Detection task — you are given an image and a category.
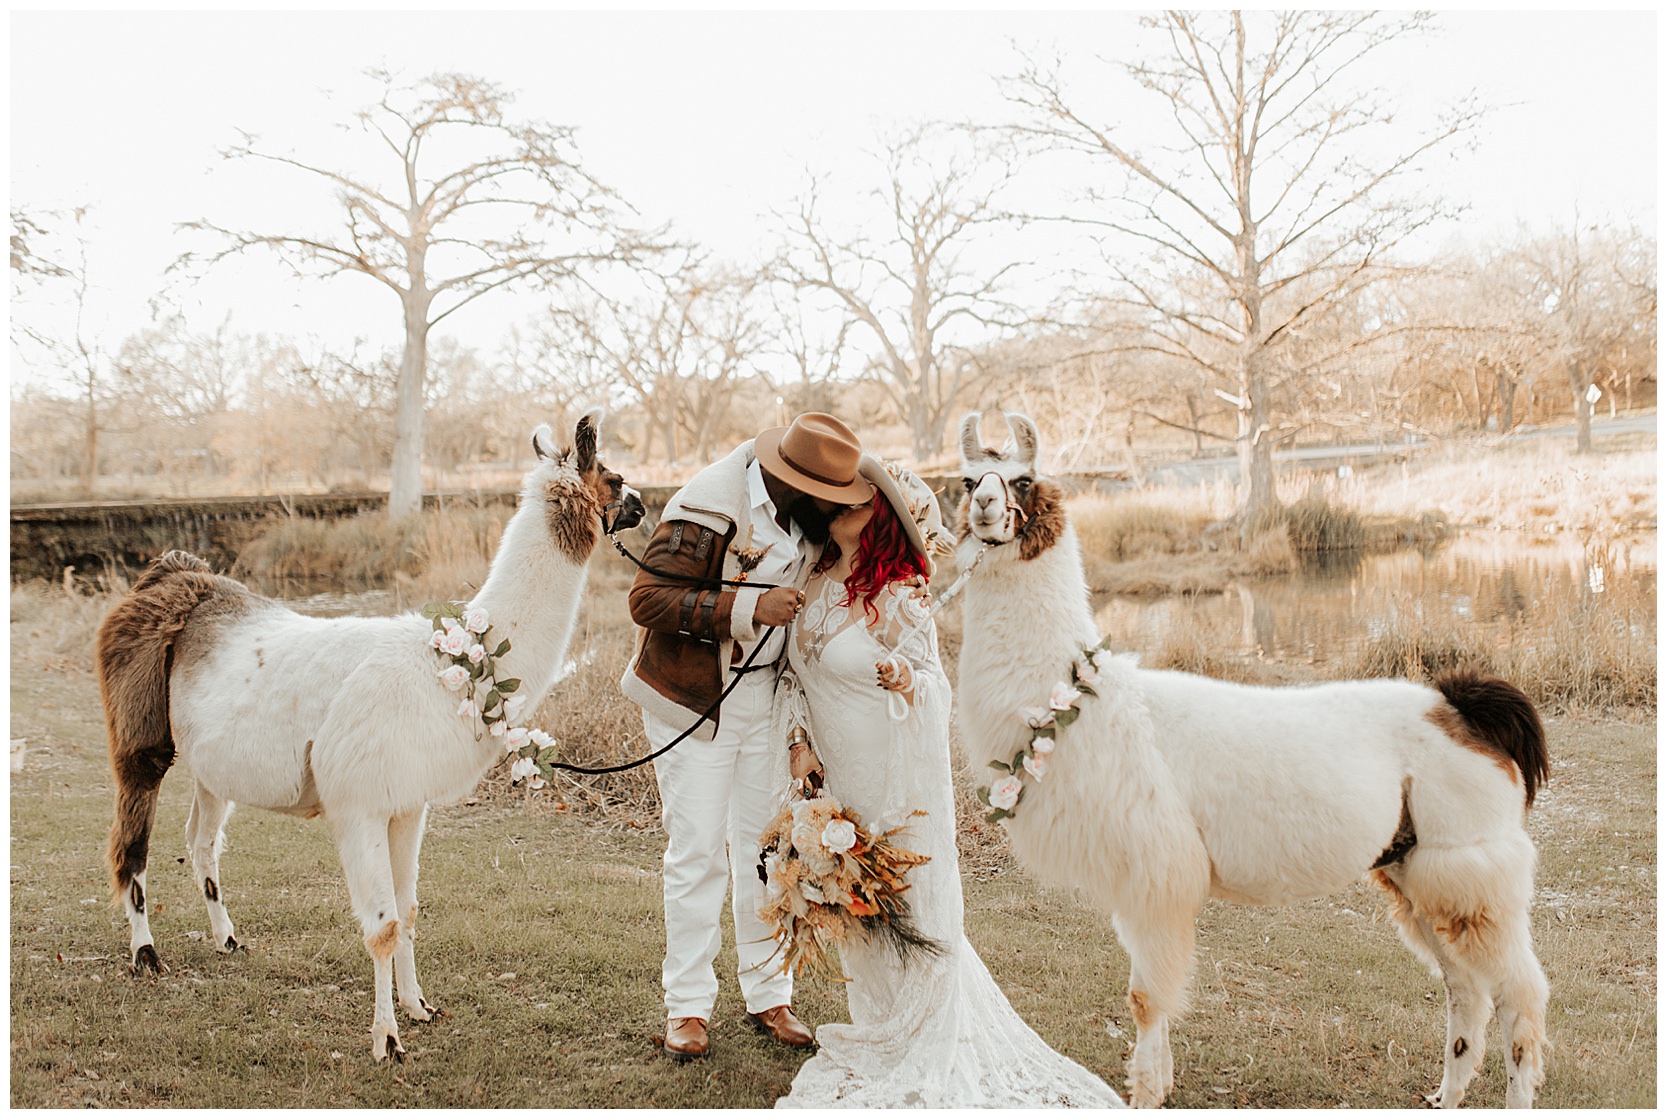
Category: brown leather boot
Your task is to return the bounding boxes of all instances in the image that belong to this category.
[662,1015,709,1061]
[746,1005,814,1048]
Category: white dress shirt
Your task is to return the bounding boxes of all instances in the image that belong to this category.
[732,456,806,669]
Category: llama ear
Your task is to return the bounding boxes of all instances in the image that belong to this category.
[532,424,559,463]
[1005,412,1040,467]
[574,407,603,471]
[958,413,983,465]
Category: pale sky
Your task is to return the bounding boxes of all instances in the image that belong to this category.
[9,9,1658,386]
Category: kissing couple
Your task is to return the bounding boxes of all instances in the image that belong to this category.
[620,412,1125,1108]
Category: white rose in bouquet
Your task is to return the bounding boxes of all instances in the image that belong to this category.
[821,818,858,853]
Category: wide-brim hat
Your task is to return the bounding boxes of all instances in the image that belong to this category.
[859,454,956,577]
[754,412,874,504]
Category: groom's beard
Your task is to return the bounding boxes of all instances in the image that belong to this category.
[786,497,833,547]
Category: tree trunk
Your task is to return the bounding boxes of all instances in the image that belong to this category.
[388,294,430,519]
[1497,369,1516,432]
[1235,345,1278,524]
[1568,363,1593,454]
[81,394,98,496]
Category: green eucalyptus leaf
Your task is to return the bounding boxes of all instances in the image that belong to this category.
[493,639,511,658]
[497,678,521,694]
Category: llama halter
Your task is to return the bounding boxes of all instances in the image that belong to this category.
[976,634,1118,823]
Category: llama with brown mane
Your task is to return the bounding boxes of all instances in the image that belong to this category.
[98,411,643,1061]
[953,411,1550,1108]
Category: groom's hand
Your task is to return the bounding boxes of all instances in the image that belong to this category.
[755,587,804,628]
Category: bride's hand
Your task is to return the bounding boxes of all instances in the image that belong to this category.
[789,742,823,781]
[875,659,912,693]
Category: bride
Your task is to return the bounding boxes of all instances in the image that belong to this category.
[769,455,1125,1109]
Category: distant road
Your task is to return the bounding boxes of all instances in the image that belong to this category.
[1106,411,1655,488]
[1507,412,1656,440]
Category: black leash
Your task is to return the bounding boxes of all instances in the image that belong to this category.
[546,629,779,775]
[543,523,786,777]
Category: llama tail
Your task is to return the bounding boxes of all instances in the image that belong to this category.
[1433,669,1550,808]
[98,550,215,900]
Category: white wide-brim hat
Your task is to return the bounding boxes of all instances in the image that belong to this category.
[858,454,956,577]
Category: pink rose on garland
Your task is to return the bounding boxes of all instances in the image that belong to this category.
[1049,682,1082,711]
[989,774,1024,810]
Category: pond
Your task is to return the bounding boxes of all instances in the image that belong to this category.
[265,532,1657,677]
[1093,532,1656,665]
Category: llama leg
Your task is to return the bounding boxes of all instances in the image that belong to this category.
[187,782,240,952]
[1115,909,1196,1109]
[122,868,160,973]
[331,813,405,1062]
[108,744,171,974]
[388,804,437,1022]
[1490,915,1549,1108]
[1389,909,1488,1110]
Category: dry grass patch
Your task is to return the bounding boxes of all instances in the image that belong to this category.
[1346,437,1656,535]
[232,504,511,602]
[9,551,1655,1107]
[1343,554,1656,716]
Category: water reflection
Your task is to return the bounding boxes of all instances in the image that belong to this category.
[1094,533,1656,664]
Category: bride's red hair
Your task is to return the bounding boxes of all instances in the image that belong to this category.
[817,497,928,623]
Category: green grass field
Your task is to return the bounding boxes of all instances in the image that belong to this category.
[8,637,1655,1108]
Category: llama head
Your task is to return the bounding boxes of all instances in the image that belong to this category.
[956,411,1067,559]
[528,409,645,561]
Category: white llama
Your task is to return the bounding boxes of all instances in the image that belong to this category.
[953,411,1550,1109]
[97,411,643,1061]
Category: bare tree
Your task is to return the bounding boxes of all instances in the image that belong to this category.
[9,207,69,283]
[549,264,767,465]
[1006,11,1477,521]
[772,126,1022,462]
[10,208,123,494]
[1510,222,1656,452]
[182,70,659,516]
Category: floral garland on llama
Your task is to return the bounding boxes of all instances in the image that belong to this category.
[976,635,1118,824]
[423,602,557,789]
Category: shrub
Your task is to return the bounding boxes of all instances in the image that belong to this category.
[1350,619,1498,682]
[1068,494,1210,561]
[1284,494,1366,554]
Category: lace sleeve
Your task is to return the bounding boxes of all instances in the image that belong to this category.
[869,579,944,719]
[866,579,952,830]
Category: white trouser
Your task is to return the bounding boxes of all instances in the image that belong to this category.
[648,668,791,1020]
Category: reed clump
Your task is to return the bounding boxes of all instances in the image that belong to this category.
[9,576,125,672]
[1282,494,1367,553]
[1344,555,1655,715]
[1068,493,1216,561]
[1350,618,1498,682]
[233,505,511,599]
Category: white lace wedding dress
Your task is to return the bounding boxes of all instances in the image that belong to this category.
[771,572,1126,1109]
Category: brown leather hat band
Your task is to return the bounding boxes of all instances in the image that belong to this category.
[777,444,856,489]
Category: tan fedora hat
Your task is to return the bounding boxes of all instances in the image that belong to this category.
[754,413,874,504]
[859,454,956,577]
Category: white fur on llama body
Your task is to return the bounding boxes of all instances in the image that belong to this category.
[953,411,1548,1109]
[100,412,644,1064]
[173,474,591,818]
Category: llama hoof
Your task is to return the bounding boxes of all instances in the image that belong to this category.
[403,997,441,1022]
[372,1027,406,1064]
[219,935,242,953]
[130,945,167,975]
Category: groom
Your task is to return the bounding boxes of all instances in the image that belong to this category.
[621,412,875,1061]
